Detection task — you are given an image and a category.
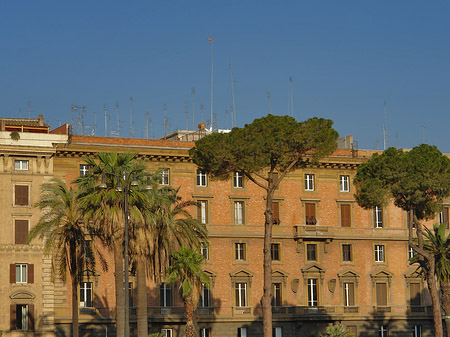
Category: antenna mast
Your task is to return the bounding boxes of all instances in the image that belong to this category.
[163,104,168,137]
[104,105,107,136]
[145,111,149,139]
[208,36,214,131]
[93,111,96,136]
[289,76,294,116]
[229,62,237,127]
[116,102,120,137]
[200,104,204,123]
[184,101,189,129]
[192,88,195,130]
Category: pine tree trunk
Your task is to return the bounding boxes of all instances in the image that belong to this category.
[184,296,196,337]
[114,241,125,337]
[136,258,148,337]
[72,277,79,337]
[441,281,450,337]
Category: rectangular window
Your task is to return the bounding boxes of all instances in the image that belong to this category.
[79,164,89,177]
[305,174,314,191]
[374,206,383,228]
[197,200,208,224]
[272,327,282,337]
[237,327,247,337]
[440,207,449,228]
[199,328,211,337]
[410,282,421,306]
[197,169,207,187]
[235,243,246,261]
[15,185,29,206]
[271,243,280,261]
[15,220,28,244]
[160,283,172,307]
[234,201,244,225]
[340,204,351,227]
[342,244,353,262]
[374,245,385,262]
[343,282,355,306]
[12,304,33,330]
[409,247,416,260]
[235,282,247,307]
[380,325,388,337]
[272,283,282,306]
[15,160,29,171]
[233,172,243,188]
[340,175,350,192]
[200,284,210,307]
[413,325,422,337]
[376,283,388,306]
[80,282,93,308]
[307,279,318,306]
[306,244,317,261]
[161,329,172,337]
[16,264,27,283]
[159,168,170,185]
[201,242,209,260]
[305,203,316,225]
[272,202,280,225]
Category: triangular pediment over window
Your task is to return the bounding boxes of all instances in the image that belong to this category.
[338,269,360,279]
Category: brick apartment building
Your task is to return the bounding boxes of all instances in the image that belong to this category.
[0,117,439,337]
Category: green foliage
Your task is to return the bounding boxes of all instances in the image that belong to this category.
[354,144,450,220]
[10,131,20,141]
[148,333,164,337]
[190,114,339,181]
[320,324,352,337]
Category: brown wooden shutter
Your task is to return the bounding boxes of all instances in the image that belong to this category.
[15,185,29,206]
[15,220,28,244]
[410,283,421,306]
[10,264,15,283]
[305,203,316,225]
[10,304,16,330]
[444,207,449,228]
[28,264,34,284]
[341,204,351,227]
[348,283,355,306]
[28,304,34,330]
[272,202,280,225]
[376,283,387,306]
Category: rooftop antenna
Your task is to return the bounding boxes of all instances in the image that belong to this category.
[192,88,195,130]
[267,91,272,114]
[93,111,96,136]
[383,101,387,150]
[116,102,120,137]
[104,104,107,137]
[71,105,75,131]
[81,106,86,135]
[145,111,149,139]
[184,101,189,129]
[208,36,214,131]
[200,104,204,123]
[149,117,153,139]
[229,62,237,127]
[163,104,168,137]
[129,96,133,138]
[289,76,294,117]
[108,113,112,137]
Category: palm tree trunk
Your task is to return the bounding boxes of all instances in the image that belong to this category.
[114,241,125,337]
[136,258,148,337]
[184,296,196,337]
[426,265,443,337]
[441,281,450,337]
[72,277,79,337]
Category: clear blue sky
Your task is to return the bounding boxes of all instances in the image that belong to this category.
[1,1,449,151]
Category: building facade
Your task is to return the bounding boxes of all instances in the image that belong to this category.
[0,118,439,337]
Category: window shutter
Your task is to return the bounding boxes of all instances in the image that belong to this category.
[272,202,280,224]
[305,203,316,225]
[444,207,449,228]
[28,304,34,330]
[10,304,16,330]
[28,264,34,284]
[410,283,421,306]
[341,204,350,227]
[376,283,387,306]
[15,220,28,244]
[15,185,29,206]
[10,264,15,283]
[348,283,355,306]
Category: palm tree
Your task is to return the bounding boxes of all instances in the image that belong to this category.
[29,178,104,337]
[166,246,210,337]
[76,152,150,337]
[421,223,450,337]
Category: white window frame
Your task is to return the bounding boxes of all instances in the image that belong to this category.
[161,329,173,337]
[234,201,244,225]
[235,282,247,307]
[16,304,28,330]
[159,168,170,185]
[199,328,210,337]
[307,278,318,307]
[272,283,282,306]
[16,264,27,283]
[374,206,383,228]
[15,160,29,171]
[375,245,385,262]
[305,174,315,191]
[197,170,207,187]
[340,175,350,192]
[201,242,209,260]
[237,327,247,337]
[273,327,282,337]
[380,325,388,337]
[80,282,93,308]
[80,164,89,177]
[235,243,246,261]
[199,200,208,224]
[160,283,172,307]
[233,172,243,188]
[200,283,210,307]
[409,246,416,260]
[343,282,354,306]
